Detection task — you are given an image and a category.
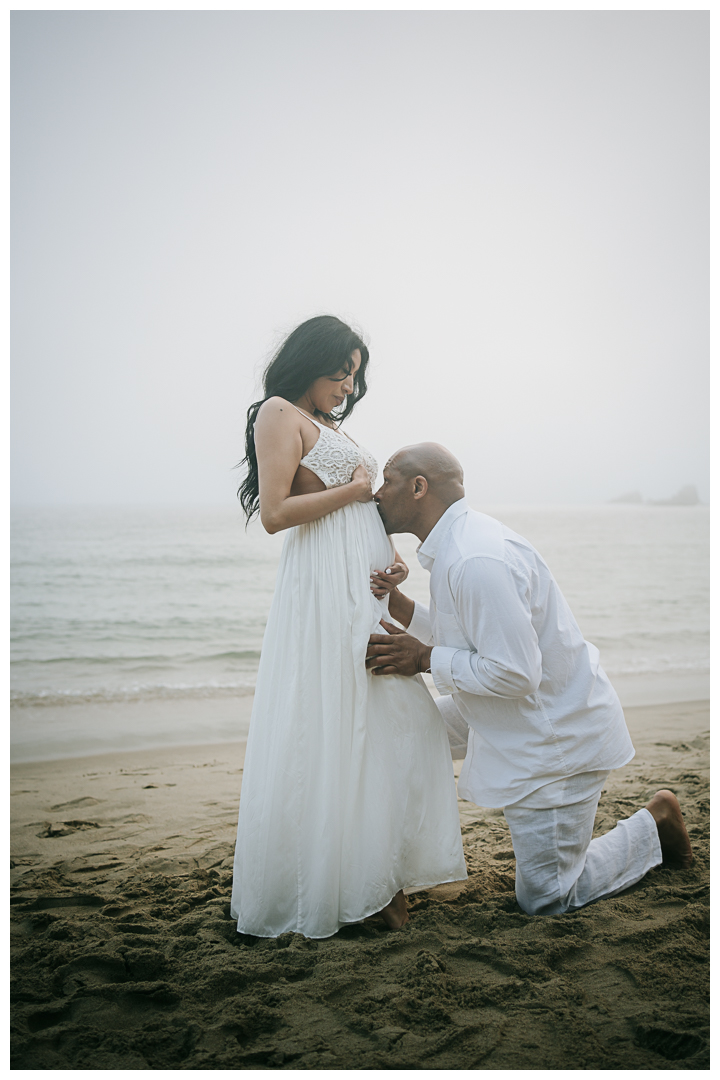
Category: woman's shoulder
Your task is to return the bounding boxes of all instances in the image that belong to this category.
[258,395,293,414]
[256,397,301,429]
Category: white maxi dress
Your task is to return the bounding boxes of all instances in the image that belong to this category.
[230,413,466,939]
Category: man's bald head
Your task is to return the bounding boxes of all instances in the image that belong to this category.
[390,443,464,499]
[375,443,465,540]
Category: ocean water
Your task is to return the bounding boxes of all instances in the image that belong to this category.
[11,503,709,761]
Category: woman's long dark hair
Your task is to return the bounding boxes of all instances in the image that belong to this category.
[238,315,370,522]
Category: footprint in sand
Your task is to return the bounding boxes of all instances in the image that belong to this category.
[38,820,101,838]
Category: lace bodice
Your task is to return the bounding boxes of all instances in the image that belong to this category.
[295,409,378,489]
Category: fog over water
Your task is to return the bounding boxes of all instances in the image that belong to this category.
[11,10,708,506]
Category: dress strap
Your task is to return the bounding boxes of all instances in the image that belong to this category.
[288,403,325,430]
[288,402,359,446]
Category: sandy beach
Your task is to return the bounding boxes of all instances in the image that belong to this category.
[11,698,709,1070]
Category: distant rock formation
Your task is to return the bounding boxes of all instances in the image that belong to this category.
[608,485,701,506]
[650,485,700,506]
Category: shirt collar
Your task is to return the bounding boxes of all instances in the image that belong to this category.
[416,497,469,571]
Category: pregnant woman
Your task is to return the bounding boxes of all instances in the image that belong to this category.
[230,316,466,939]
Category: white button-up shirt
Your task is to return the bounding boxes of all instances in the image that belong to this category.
[407,498,634,808]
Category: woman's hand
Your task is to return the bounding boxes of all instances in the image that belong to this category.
[370,558,409,600]
[351,464,375,503]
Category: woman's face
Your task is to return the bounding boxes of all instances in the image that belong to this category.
[304,349,361,414]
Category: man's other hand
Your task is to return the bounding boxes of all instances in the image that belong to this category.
[366,620,433,676]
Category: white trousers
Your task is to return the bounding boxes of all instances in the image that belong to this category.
[502,770,663,916]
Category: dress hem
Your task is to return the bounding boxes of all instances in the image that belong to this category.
[232,870,469,941]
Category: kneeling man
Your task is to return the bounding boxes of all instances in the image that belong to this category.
[367,443,693,917]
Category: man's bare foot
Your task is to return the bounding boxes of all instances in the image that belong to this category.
[379,890,409,930]
[646,789,694,869]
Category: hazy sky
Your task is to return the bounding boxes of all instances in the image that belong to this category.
[11,10,708,505]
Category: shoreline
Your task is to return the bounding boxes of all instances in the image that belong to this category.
[10,667,710,765]
[10,694,256,766]
[10,699,710,825]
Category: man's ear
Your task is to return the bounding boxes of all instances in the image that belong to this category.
[412,475,429,499]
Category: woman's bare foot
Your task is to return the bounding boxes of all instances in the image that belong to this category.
[379,890,409,930]
[646,789,694,869]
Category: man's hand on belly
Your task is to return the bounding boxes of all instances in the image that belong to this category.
[366,620,433,677]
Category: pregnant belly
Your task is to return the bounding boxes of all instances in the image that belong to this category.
[356,501,394,572]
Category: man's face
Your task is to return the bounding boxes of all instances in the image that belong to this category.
[374,460,416,535]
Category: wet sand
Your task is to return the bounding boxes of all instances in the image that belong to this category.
[10,699,709,1069]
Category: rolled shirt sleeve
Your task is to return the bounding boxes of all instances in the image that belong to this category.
[430,555,543,699]
[406,600,434,645]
